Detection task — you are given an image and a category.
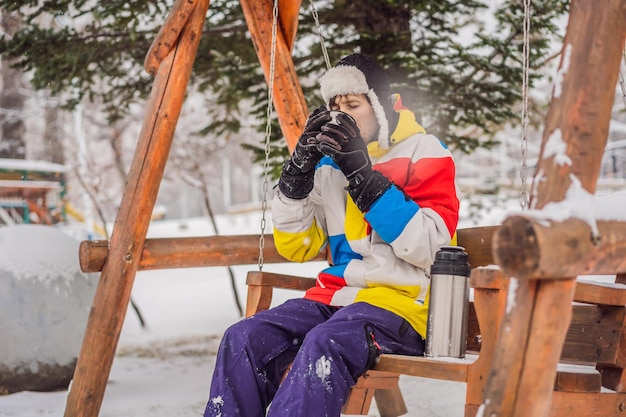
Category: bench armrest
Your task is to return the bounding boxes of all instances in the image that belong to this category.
[245,271,316,317]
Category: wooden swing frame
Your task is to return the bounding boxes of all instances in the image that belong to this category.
[64,1,626,416]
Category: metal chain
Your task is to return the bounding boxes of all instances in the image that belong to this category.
[309,0,331,70]
[519,0,531,210]
[258,0,279,272]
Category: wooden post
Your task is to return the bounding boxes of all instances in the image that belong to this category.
[484,1,626,417]
[598,273,626,392]
[144,0,199,76]
[63,1,211,416]
[239,0,308,152]
[531,8,626,210]
[277,0,300,51]
[464,268,510,416]
[494,217,626,279]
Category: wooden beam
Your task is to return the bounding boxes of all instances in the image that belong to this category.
[144,0,199,76]
[483,1,626,417]
[494,217,626,279]
[279,0,301,51]
[78,226,497,274]
[63,2,211,416]
[78,235,328,273]
[239,0,308,152]
[80,235,278,272]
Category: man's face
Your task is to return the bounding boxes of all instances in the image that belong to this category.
[330,94,379,143]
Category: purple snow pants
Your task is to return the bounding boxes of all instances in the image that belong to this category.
[204,298,425,417]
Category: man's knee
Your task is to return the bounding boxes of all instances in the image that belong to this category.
[220,317,259,351]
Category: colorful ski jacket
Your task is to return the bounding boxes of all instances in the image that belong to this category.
[272,96,460,338]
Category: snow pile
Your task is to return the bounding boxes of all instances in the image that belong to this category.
[0,225,98,393]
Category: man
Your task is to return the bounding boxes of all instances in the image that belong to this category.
[205,53,459,417]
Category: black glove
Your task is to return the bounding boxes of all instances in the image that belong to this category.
[278,106,331,199]
[314,111,392,212]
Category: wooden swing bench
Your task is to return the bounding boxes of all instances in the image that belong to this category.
[80,221,626,417]
[244,225,626,417]
[64,1,626,416]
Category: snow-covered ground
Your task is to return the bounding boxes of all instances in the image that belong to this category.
[0,197,616,417]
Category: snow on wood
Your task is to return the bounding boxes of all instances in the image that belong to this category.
[0,158,68,174]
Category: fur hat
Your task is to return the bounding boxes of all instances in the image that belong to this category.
[319,53,397,148]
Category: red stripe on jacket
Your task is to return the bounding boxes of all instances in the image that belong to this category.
[375,156,458,237]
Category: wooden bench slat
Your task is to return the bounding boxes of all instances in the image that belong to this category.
[457,226,498,268]
[554,364,602,393]
[575,280,626,306]
[374,354,472,383]
[562,304,625,365]
[550,391,626,417]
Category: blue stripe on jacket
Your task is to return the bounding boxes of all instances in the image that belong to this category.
[365,185,420,244]
[328,233,362,267]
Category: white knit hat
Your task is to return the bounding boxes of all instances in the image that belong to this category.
[319,53,397,148]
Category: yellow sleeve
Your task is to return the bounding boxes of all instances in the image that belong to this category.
[273,219,327,263]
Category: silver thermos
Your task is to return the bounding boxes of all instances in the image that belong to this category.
[425,246,472,358]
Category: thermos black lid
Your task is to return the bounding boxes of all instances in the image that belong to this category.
[430,246,471,277]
